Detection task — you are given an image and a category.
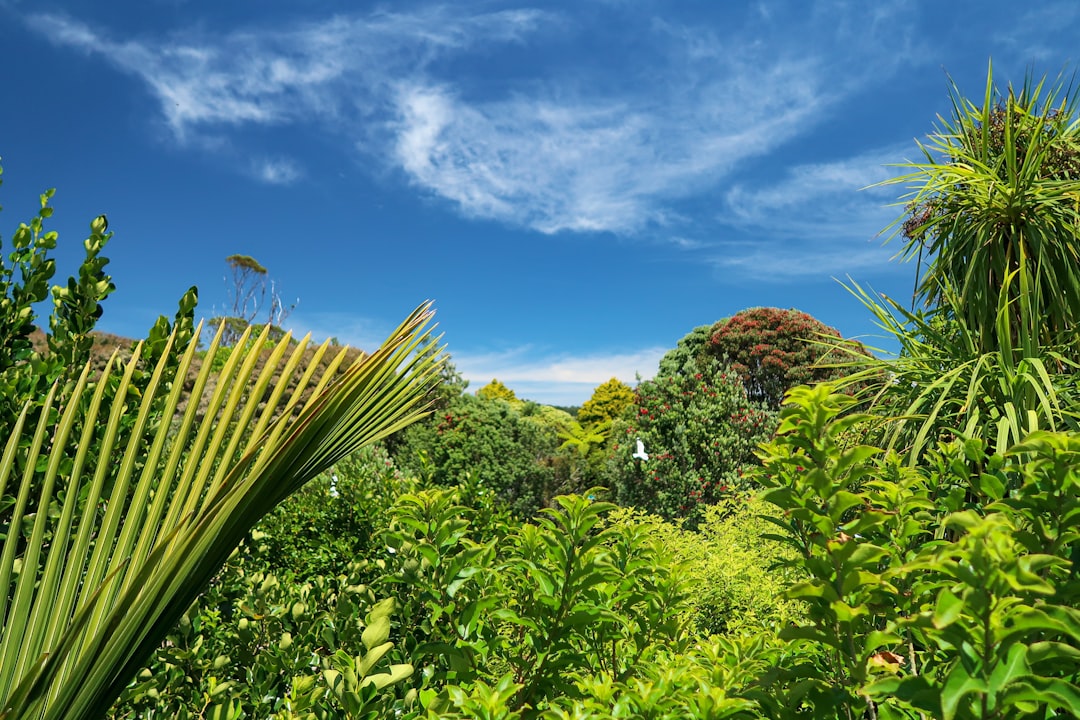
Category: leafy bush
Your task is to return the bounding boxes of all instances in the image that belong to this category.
[247,444,414,582]
[374,490,696,718]
[576,378,635,427]
[755,383,1080,719]
[432,635,785,720]
[392,393,559,517]
[552,420,611,497]
[112,558,414,719]
[659,498,801,637]
[476,379,518,403]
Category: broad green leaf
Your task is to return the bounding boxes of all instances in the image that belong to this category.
[932,589,964,629]
[986,643,1030,702]
[941,662,987,720]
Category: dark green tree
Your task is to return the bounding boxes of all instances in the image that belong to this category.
[392,392,558,517]
[608,342,775,527]
[656,324,713,378]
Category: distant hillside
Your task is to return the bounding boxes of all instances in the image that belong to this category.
[26,326,369,423]
[29,327,140,373]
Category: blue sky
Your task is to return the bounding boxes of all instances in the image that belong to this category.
[1,0,1077,405]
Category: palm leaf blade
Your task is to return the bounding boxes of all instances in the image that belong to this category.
[0,301,442,719]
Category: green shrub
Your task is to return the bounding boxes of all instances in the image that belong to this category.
[392,393,559,517]
[577,378,635,427]
[429,634,786,720]
[755,383,1080,720]
[112,559,414,719]
[250,444,414,581]
[660,497,801,637]
[476,379,518,403]
[376,491,695,718]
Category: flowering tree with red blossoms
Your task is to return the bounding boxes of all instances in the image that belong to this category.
[707,307,864,410]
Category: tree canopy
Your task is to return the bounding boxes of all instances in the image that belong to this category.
[707,307,860,410]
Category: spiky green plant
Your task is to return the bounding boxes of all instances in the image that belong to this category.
[884,62,1080,354]
[840,279,1080,461]
[842,64,1080,458]
[0,303,443,719]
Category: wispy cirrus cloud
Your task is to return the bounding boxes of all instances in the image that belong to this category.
[24,2,921,236]
[711,148,911,280]
[990,2,1080,63]
[26,8,551,138]
[390,55,827,233]
[250,156,302,185]
[283,310,391,352]
[721,148,905,238]
[710,243,894,281]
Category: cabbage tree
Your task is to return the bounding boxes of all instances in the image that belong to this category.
[846,64,1080,457]
[891,62,1080,354]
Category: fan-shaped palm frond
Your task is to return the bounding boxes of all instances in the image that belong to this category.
[0,302,443,719]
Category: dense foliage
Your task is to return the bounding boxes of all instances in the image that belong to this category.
[113,383,1080,719]
[646,499,800,637]
[894,66,1080,353]
[113,451,799,719]
[608,349,775,526]
[754,384,1080,719]
[476,379,518,403]
[576,378,634,427]
[847,66,1080,461]
[7,63,1080,720]
[0,163,443,720]
[392,392,559,517]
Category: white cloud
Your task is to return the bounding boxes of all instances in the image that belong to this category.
[389,52,828,234]
[709,147,914,279]
[26,7,551,141]
[251,156,301,185]
[284,311,391,351]
[383,1,918,236]
[391,83,670,233]
[711,244,894,281]
[666,236,706,250]
[453,346,667,405]
[721,147,907,239]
